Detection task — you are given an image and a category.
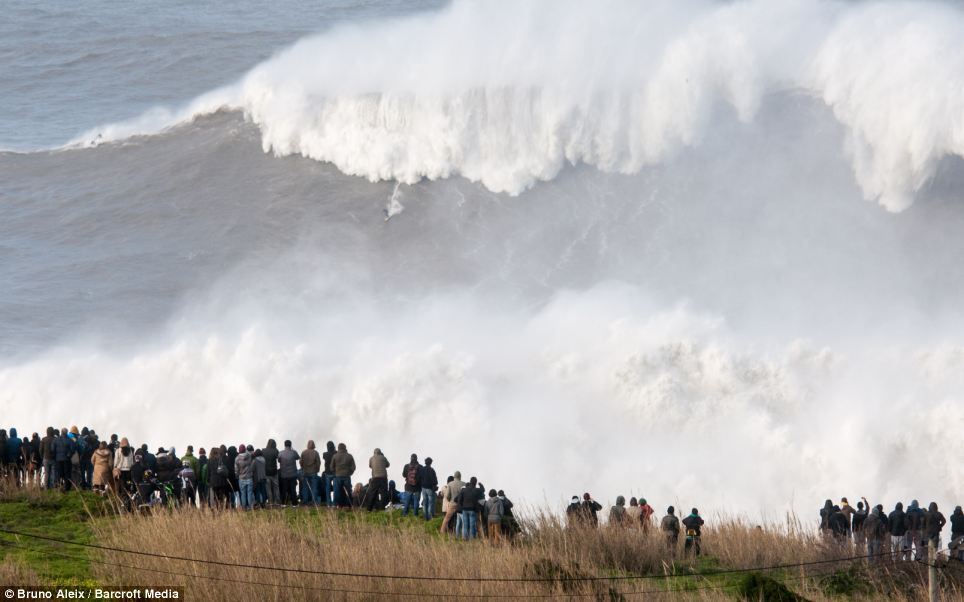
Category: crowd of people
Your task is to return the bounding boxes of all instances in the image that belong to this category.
[817,497,963,562]
[1,426,962,560]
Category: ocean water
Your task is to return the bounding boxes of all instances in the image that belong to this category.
[1,0,963,518]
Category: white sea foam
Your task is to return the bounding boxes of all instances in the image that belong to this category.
[70,0,964,211]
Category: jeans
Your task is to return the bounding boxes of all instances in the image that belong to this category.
[43,460,56,488]
[81,460,93,489]
[324,475,336,506]
[421,488,437,520]
[456,512,464,538]
[333,476,352,507]
[255,481,267,507]
[402,490,420,516]
[461,510,477,540]
[238,478,254,510]
[303,474,321,505]
[265,475,280,505]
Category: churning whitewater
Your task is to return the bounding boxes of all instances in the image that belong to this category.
[1,0,963,517]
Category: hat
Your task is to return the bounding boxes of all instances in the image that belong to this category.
[571,496,579,502]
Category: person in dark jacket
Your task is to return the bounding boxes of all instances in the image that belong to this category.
[566,496,582,529]
[278,440,300,507]
[905,500,926,560]
[924,502,947,552]
[40,427,56,489]
[6,428,22,487]
[455,477,482,540]
[498,490,520,540]
[196,448,208,507]
[852,499,869,552]
[207,448,230,508]
[331,443,356,508]
[580,493,603,527]
[661,506,681,554]
[863,506,887,561]
[682,508,705,557]
[420,457,439,520]
[53,428,74,491]
[888,502,908,560]
[401,454,422,516]
[322,441,337,507]
[829,506,850,541]
[262,439,280,507]
[819,499,834,536]
[949,506,964,561]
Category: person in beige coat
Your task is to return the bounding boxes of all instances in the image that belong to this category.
[439,471,464,535]
[91,441,113,491]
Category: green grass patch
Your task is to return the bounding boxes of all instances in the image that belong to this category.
[0,489,112,585]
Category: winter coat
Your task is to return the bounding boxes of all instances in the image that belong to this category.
[91,449,113,487]
[402,461,422,492]
[682,514,704,537]
[888,508,907,536]
[208,455,228,489]
[113,447,134,472]
[610,505,627,526]
[41,435,55,461]
[155,453,182,482]
[322,444,336,474]
[456,485,482,512]
[443,478,464,504]
[6,428,20,464]
[419,466,438,490]
[484,497,505,524]
[580,500,602,526]
[53,436,70,462]
[863,511,886,540]
[262,445,279,477]
[332,450,356,477]
[278,448,299,479]
[300,449,321,476]
[905,504,925,531]
[661,514,680,536]
[235,451,254,480]
[369,452,390,478]
[180,452,199,474]
[950,509,964,537]
[924,508,946,538]
[254,456,266,483]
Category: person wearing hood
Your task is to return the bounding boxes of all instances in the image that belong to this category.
[484,489,505,544]
[322,441,337,507]
[401,454,422,517]
[53,428,72,490]
[235,444,255,510]
[639,498,655,533]
[300,440,321,506]
[682,508,705,557]
[0,430,7,475]
[888,502,908,560]
[627,498,641,524]
[420,458,439,521]
[252,448,266,508]
[5,428,21,486]
[661,507,681,554]
[863,506,887,561]
[440,471,464,535]
[566,496,583,529]
[24,434,41,486]
[905,500,926,561]
[180,446,199,507]
[609,496,628,527]
[366,448,390,512]
[332,443,356,508]
[113,437,135,499]
[262,439,280,507]
[924,502,946,553]
[819,499,834,536]
[852,498,869,553]
[91,441,113,492]
[839,497,857,536]
[40,427,57,489]
[949,506,964,561]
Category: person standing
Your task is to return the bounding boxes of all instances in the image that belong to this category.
[661,507,681,555]
[924,502,947,553]
[278,440,300,507]
[235,445,255,510]
[852,499,869,553]
[639,498,655,533]
[609,496,628,527]
[682,508,705,557]
[253,449,267,508]
[300,440,322,506]
[401,454,422,516]
[180,446,200,507]
[332,443,356,507]
[888,502,907,560]
[580,493,603,527]
[439,471,464,535]
[196,448,209,508]
[863,506,887,561]
[566,496,583,529]
[262,439,280,507]
[322,441,337,507]
[366,448,390,511]
[112,437,135,501]
[905,500,926,560]
[40,427,56,489]
[420,457,439,520]
[949,506,964,561]
[456,477,482,540]
[484,489,505,544]
[90,441,113,492]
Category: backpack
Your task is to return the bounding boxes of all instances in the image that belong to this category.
[216,458,229,477]
[405,464,419,487]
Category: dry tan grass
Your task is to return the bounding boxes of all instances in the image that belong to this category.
[81,507,961,601]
